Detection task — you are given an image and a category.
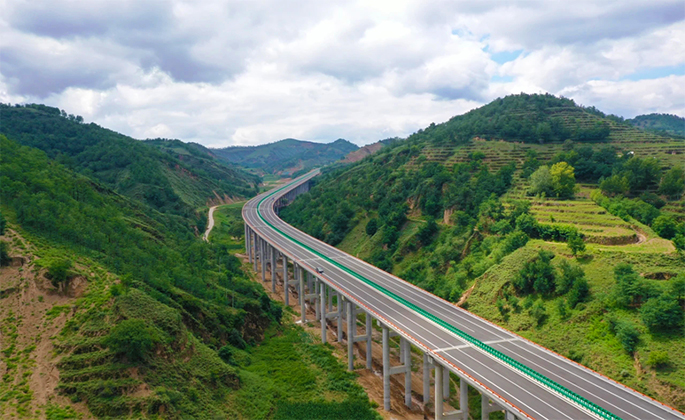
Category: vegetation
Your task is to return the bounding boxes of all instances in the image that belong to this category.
[627,113,685,137]
[212,138,358,176]
[1,129,380,419]
[281,93,685,410]
[0,104,259,228]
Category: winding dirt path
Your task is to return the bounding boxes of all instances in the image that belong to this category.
[203,206,217,242]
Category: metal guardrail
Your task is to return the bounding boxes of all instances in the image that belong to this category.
[255,175,622,420]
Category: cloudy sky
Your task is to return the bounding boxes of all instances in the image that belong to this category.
[1,0,683,147]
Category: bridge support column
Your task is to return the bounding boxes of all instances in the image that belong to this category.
[260,239,266,282]
[505,411,516,420]
[423,353,431,404]
[382,324,390,411]
[284,261,291,307]
[347,301,355,371]
[253,233,258,272]
[365,313,372,370]
[299,264,305,323]
[271,248,277,293]
[443,366,450,400]
[320,281,327,344]
[461,378,469,420]
[337,294,343,343]
[246,226,251,262]
[435,361,444,420]
[314,276,319,321]
[402,337,412,408]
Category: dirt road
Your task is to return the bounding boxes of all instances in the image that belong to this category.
[203,206,217,242]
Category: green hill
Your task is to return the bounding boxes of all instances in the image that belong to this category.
[0,104,260,226]
[0,134,379,419]
[280,93,685,410]
[628,113,685,137]
[212,138,359,176]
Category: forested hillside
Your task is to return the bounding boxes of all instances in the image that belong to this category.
[0,104,260,229]
[628,113,685,137]
[281,93,685,409]
[212,138,358,176]
[0,131,378,418]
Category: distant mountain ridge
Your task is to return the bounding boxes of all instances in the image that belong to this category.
[0,104,259,222]
[627,113,685,137]
[212,138,358,175]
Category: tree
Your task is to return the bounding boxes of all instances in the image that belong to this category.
[0,242,10,266]
[47,258,74,289]
[612,263,645,307]
[417,218,438,245]
[672,274,685,303]
[528,165,553,196]
[659,167,685,199]
[556,260,584,294]
[567,277,590,308]
[600,175,629,197]
[652,215,677,239]
[550,162,576,198]
[640,296,683,331]
[228,220,245,238]
[646,350,670,368]
[513,250,556,295]
[529,300,547,325]
[613,320,640,353]
[0,211,5,235]
[674,234,685,254]
[365,218,378,236]
[104,319,162,362]
[567,232,585,257]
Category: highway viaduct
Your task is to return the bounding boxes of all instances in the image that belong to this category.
[243,170,685,420]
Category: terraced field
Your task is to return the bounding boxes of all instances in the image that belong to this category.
[411,108,684,172]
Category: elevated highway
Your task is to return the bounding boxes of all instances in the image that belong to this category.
[243,170,684,420]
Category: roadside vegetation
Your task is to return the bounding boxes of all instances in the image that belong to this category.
[281,93,685,410]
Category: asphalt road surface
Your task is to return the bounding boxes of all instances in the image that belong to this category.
[243,170,684,420]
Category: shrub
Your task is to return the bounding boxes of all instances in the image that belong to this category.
[640,296,684,331]
[528,166,553,196]
[513,250,556,295]
[556,260,584,295]
[104,319,162,362]
[556,299,568,320]
[567,277,590,308]
[227,328,247,350]
[46,258,74,288]
[659,166,685,199]
[613,320,640,354]
[0,242,10,266]
[567,232,585,257]
[529,300,547,325]
[600,175,629,197]
[646,350,670,368]
[550,162,576,198]
[365,218,378,236]
[417,218,438,246]
[652,215,677,239]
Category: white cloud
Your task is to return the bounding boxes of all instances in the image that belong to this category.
[1,0,683,146]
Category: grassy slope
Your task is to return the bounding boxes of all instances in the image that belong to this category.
[208,203,380,420]
[465,240,685,408]
[285,96,685,411]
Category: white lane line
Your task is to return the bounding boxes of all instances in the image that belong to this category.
[317,261,571,420]
[252,214,571,418]
[251,187,589,419]
[501,341,670,420]
[264,211,503,338]
[435,338,522,353]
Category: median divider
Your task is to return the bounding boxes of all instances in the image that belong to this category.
[255,175,622,420]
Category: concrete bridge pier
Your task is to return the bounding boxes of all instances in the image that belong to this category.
[271,247,277,292]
